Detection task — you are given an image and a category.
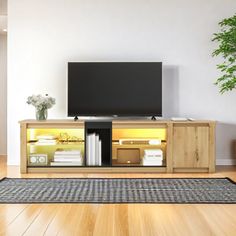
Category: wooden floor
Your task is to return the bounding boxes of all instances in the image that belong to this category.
[0,156,236,236]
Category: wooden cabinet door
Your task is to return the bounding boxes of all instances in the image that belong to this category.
[173,125,209,168]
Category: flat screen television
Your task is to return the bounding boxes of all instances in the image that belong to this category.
[68,62,162,117]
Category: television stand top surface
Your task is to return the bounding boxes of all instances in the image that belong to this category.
[74,116,163,121]
[19,118,216,124]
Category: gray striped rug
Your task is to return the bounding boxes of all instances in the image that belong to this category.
[0,177,235,204]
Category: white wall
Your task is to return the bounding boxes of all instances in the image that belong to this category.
[0,34,7,155]
[8,0,236,165]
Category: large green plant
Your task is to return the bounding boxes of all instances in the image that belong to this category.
[212,14,236,93]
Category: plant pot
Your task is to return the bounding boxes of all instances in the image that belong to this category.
[36,108,48,121]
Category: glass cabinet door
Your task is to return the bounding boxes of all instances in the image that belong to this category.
[112,128,167,167]
[27,128,84,167]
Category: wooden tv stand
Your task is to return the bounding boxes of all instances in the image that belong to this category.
[19,119,215,173]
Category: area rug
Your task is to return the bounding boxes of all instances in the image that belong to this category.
[0,177,235,204]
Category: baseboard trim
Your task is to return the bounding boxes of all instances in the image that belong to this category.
[216,159,236,166]
[7,160,19,166]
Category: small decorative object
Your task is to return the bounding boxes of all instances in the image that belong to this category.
[28,154,48,166]
[27,94,56,120]
[59,132,70,143]
[58,132,81,143]
[212,14,236,93]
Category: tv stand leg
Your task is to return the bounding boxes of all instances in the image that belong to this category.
[151,116,157,121]
[74,116,79,121]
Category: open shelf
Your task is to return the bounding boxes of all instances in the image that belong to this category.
[112,128,167,167]
[27,128,84,167]
[112,159,167,167]
[85,122,112,167]
[26,124,167,168]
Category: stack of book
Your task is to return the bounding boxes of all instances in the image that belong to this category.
[51,149,83,166]
[143,149,163,166]
[86,133,102,166]
[36,135,57,145]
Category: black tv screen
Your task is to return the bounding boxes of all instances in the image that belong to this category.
[68,62,162,116]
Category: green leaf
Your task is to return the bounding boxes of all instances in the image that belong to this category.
[212,14,236,94]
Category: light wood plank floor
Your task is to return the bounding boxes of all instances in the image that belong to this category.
[0,155,236,236]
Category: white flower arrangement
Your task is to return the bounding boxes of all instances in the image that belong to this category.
[27,94,56,110]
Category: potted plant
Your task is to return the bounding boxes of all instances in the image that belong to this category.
[212,14,236,93]
[27,94,56,120]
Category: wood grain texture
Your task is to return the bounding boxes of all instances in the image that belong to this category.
[0,156,236,236]
[166,123,173,173]
[27,167,167,173]
[19,120,216,173]
[172,125,211,170]
[209,122,216,173]
[20,123,27,174]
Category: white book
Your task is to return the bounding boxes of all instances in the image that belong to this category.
[86,133,101,166]
[54,158,82,162]
[143,156,163,161]
[143,163,163,166]
[89,133,96,166]
[55,149,81,155]
[86,134,91,166]
[35,142,56,146]
[143,160,163,166]
[51,161,82,166]
[54,155,82,159]
[143,159,163,163]
[37,135,56,140]
[94,135,99,166]
[54,154,81,158]
[144,153,163,156]
[143,157,163,161]
[38,139,56,142]
[90,134,94,165]
[54,152,81,156]
[144,149,163,155]
[144,154,163,157]
[98,139,102,166]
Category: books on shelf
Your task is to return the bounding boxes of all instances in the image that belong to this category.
[144,149,163,157]
[142,161,163,166]
[35,135,57,146]
[36,135,56,140]
[143,149,163,166]
[36,140,57,145]
[54,149,81,155]
[86,133,102,166]
[50,162,82,166]
[51,148,83,166]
